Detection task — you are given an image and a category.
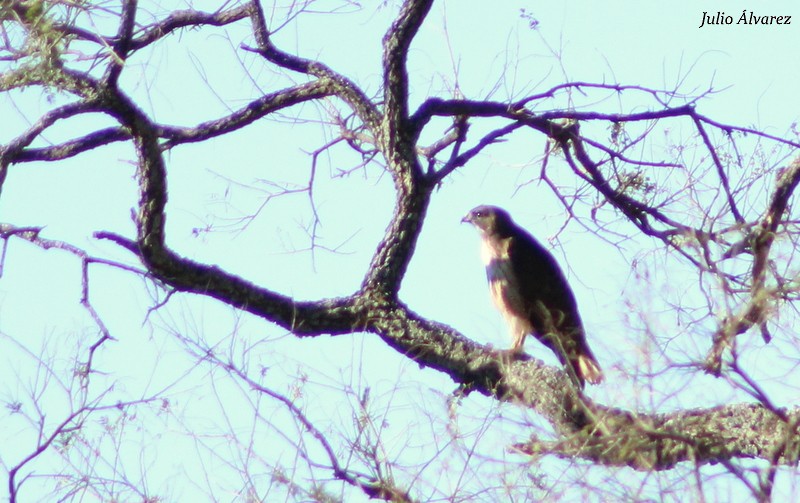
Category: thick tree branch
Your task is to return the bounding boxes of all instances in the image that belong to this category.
[515,403,800,470]
[96,230,362,335]
[410,98,513,132]
[381,0,433,150]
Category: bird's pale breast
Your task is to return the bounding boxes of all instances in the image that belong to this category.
[481,236,533,338]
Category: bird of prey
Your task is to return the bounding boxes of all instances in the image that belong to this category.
[462,205,603,387]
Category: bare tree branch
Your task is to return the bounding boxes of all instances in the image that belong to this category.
[2,2,800,498]
[160,80,337,147]
[381,0,433,150]
[245,1,382,133]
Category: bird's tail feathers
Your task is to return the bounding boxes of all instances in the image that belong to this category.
[577,355,604,385]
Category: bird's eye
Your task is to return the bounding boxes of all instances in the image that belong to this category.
[474,211,484,218]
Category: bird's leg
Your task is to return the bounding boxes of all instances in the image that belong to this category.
[510,330,527,353]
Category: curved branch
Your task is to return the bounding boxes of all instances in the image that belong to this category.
[245,1,381,134]
[54,4,253,53]
[95,230,362,336]
[0,97,106,192]
[11,127,130,162]
[97,83,366,336]
[2,100,105,160]
[160,79,337,147]
[7,80,338,161]
[127,4,251,52]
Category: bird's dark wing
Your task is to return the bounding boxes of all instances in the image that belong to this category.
[505,228,586,359]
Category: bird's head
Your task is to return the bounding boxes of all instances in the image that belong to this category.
[461,205,512,235]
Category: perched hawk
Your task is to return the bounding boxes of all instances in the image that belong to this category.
[462,205,603,387]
